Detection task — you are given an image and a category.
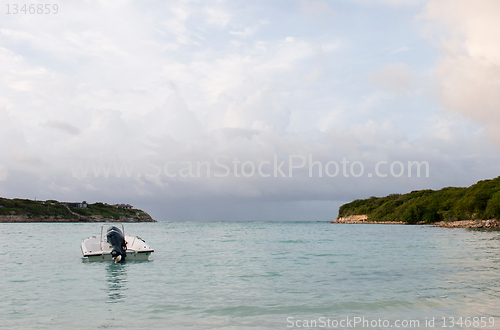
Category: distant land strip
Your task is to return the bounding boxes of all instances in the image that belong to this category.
[333,176,500,229]
[0,198,156,223]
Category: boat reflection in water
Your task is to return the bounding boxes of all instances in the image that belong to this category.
[106,263,128,303]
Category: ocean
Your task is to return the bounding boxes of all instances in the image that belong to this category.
[1,221,499,329]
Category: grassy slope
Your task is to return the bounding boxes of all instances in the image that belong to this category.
[338,176,500,224]
[0,198,147,220]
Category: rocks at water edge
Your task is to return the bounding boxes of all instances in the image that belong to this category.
[332,214,500,229]
[332,214,404,224]
[434,219,499,229]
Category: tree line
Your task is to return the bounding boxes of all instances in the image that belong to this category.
[338,176,500,223]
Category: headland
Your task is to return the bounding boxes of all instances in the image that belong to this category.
[333,176,500,229]
[0,197,156,222]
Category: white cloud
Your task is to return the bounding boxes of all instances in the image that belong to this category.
[300,0,336,23]
[144,92,203,141]
[204,7,231,27]
[422,0,500,144]
[170,4,191,21]
[230,26,258,38]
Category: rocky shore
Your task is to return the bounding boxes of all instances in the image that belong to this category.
[332,214,499,229]
[433,219,499,229]
[0,214,156,223]
[333,215,404,225]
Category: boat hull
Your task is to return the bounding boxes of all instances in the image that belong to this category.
[83,251,152,262]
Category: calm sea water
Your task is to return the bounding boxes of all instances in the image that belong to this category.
[1,222,499,329]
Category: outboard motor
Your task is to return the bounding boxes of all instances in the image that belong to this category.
[106,226,127,262]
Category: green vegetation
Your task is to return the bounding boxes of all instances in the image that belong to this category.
[0,198,148,220]
[70,202,147,220]
[0,198,77,218]
[338,176,500,224]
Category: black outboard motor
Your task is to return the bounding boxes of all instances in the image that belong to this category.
[106,226,127,262]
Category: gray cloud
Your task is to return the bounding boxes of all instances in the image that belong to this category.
[43,120,81,135]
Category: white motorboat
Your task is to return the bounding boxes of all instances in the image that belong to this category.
[81,224,154,262]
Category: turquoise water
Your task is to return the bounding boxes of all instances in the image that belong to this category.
[1,222,499,329]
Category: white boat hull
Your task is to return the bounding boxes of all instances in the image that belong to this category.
[83,251,152,262]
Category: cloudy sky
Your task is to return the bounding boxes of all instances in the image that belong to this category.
[1,0,499,221]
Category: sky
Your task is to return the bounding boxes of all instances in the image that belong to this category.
[1,0,500,221]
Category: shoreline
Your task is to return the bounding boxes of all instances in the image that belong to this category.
[0,197,157,223]
[0,214,156,223]
[332,215,500,229]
